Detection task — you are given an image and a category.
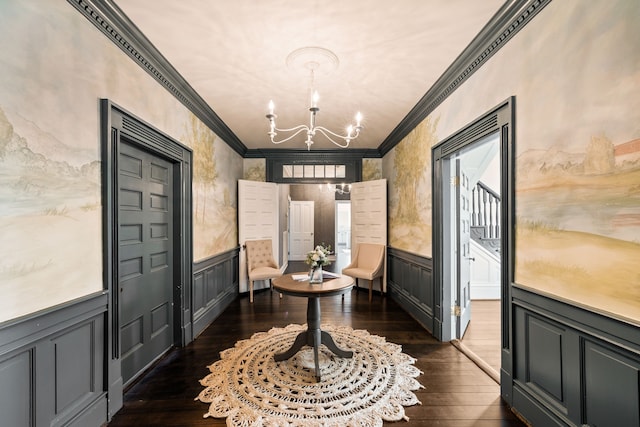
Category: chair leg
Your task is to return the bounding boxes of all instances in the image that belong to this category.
[270,279,283,298]
[267,279,282,298]
[369,279,373,302]
[250,280,254,303]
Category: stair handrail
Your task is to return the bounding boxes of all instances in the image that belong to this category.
[471,181,501,239]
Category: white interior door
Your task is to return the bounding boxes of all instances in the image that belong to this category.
[350,179,387,290]
[238,179,279,293]
[289,200,314,261]
[455,159,472,338]
[335,201,351,250]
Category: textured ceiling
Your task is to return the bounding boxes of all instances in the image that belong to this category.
[115,0,505,151]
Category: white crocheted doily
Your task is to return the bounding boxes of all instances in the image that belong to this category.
[196,324,423,426]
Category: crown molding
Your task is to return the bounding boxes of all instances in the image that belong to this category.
[378,0,551,156]
[68,0,549,160]
[68,0,248,156]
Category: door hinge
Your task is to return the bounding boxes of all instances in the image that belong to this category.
[452,305,461,316]
[450,176,459,187]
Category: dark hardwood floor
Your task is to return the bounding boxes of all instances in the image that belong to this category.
[107,262,525,426]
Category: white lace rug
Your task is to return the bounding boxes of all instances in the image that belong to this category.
[196,324,423,426]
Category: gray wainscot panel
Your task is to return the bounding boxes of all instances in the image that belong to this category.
[192,248,239,338]
[512,286,640,427]
[583,340,640,427]
[387,247,434,334]
[0,292,108,427]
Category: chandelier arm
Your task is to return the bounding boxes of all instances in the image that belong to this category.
[314,126,361,148]
[313,128,350,148]
[314,126,361,141]
[270,127,310,145]
[274,124,310,133]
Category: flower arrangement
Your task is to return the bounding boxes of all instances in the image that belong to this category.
[305,244,332,271]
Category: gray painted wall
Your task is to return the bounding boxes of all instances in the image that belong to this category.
[387,248,434,334]
[192,250,239,338]
[0,293,108,427]
[511,287,640,426]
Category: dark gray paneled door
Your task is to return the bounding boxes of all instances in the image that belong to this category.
[118,141,174,384]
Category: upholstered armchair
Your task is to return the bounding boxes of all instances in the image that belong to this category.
[245,239,283,303]
[341,243,385,302]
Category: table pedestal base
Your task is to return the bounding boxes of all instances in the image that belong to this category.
[274,297,352,381]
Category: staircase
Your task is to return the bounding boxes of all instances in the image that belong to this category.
[470,181,501,256]
[469,181,501,299]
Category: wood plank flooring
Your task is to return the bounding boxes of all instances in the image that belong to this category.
[459,300,502,380]
[107,265,524,426]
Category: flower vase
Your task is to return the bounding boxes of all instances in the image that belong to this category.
[309,267,323,284]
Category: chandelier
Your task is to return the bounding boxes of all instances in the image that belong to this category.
[319,183,351,195]
[266,47,363,151]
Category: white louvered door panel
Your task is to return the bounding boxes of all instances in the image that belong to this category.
[351,179,387,247]
[350,179,387,291]
[238,180,279,293]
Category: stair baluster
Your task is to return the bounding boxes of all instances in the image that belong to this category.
[470,181,501,254]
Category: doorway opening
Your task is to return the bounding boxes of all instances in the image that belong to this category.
[287,184,348,264]
[445,133,501,338]
[102,100,193,414]
[289,200,315,261]
[441,133,502,378]
[432,98,515,389]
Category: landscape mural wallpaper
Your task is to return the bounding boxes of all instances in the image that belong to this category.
[243,158,266,181]
[385,116,439,257]
[385,0,639,322]
[188,113,242,261]
[0,1,241,322]
[508,0,640,321]
[362,158,382,181]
